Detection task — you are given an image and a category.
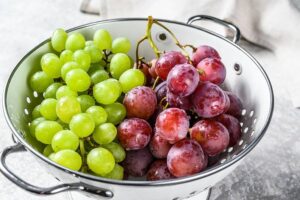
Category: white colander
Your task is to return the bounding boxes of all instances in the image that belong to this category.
[0,15,274,200]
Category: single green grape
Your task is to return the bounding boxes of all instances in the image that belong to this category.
[77,95,95,112]
[51,130,79,152]
[56,85,78,99]
[32,105,42,119]
[85,40,95,47]
[73,50,91,71]
[35,121,63,144]
[102,163,124,180]
[119,69,145,93]
[90,70,109,84]
[112,37,131,54]
[102,142,126,163]
[84,45,103,63]
[52,150,82,171]
[93,79,121,105]
[104,103,126,125]
[93,29,112,51]
[30,71,54,93]
[43,82,63,99]
[41,53,62,78]
[61,61,81,80]
[65,69,91,92]
[56,96,81,123]
[40,98,57,120]
[43,145,54,157]
[60,50,73,64]
[51,28,68,52]
[93,123,117,145]
[86,106,107,126]
[69,113,95,138]
[109,53,131,79]
[29,117,45,137]
[87,147,115,175]
[65,32,85,51]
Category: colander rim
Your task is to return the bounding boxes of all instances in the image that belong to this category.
[3,17,274,186]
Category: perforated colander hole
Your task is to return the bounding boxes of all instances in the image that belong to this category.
[232,154,237,159]
[242,144,247,149]
[253,118,257,124]
[249,110,254,117]
[33,91,38,97]
[220,158,226,164]
[250,130,255,136]
[240,122,244,127]
[24,109,29,115]
[26,97,31,104]
[239,140,244,146]
[243,127,249,134]
[241,109,247,116]
[228,147,233,153]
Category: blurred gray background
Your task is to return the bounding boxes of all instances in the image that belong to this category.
[0,0,300,200]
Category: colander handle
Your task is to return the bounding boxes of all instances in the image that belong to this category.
[187,15,241,43]
[0,143,113,198]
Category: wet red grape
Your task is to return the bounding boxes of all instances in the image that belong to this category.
[149,133,172,159]
[139,63,152,85]
[155,51,188,80]
[118,118,152,150]
[196,58,226,85]
[147,160,174,181]
[192,45,220,66]
[226,92,243,119]
[192,82,230,118]
[216,114,242,146]
[190,119,229,156]
[167,64,199,97]
[167,139,207,177]
[121,148,153,177]
[123,86,157,120]
[155,108,189,142]
[166,90,192,110]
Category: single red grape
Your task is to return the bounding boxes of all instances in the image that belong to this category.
[155,51,188,80]
[192,82,229,118]
[167,139,207,177]
[118,118,152,150]
[139,63,152,85]
[149,133,172,159]
[167,64,199,97]
[196,58,226,85]
[166,90,192,110]
[147,160,174,181]
[192,45,220,66]
[121,148,153,177]
[123,86,157,120]
[190,119,229,156]
[155,108,189,142]
[226,92,243,119]
[215,114,242,146]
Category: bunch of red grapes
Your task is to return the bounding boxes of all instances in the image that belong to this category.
[119,45,243,180]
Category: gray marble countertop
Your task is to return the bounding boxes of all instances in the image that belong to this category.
[0,0,299,200]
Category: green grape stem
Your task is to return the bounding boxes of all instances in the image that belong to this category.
[152,76,160,90]
[135,36,148,69]
[183,44,197,52]
[146,16,161,58]
[79,139,87,172]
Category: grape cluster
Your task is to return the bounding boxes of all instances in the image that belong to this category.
[28,22,244,181]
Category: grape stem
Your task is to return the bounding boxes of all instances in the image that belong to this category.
[103,50,112,65]
[152,76,160,90]
[183,44,197,52]
[148,18,192,64]
[146,16,161,58]
[135,36,148,69]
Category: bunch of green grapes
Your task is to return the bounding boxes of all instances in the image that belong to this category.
[29,28,145,180]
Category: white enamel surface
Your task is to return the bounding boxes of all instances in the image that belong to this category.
[4,19,272,200]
